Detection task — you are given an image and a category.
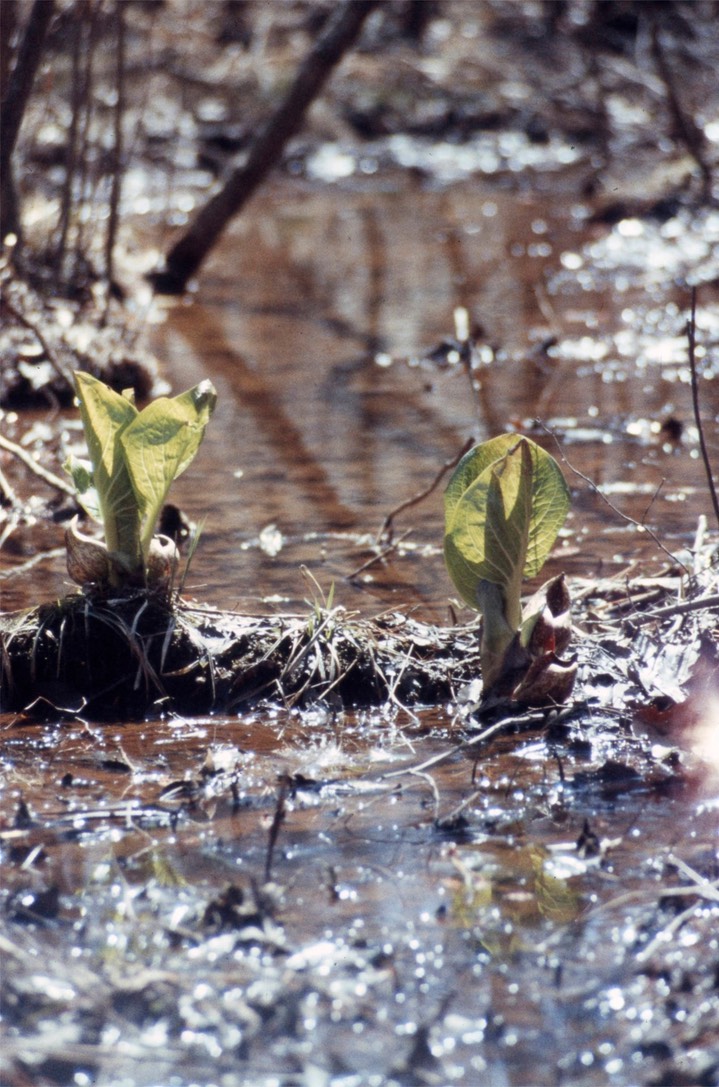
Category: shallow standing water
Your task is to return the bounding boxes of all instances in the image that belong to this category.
[2,172,719,1087]
[146,178,718,621]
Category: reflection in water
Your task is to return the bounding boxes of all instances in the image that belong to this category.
[1,183,713,620]
[3,706,718,1085]
[147,182,711,618]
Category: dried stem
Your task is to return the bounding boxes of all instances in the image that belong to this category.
[687,288,719,530]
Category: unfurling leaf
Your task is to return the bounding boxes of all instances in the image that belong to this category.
[68,372,217,590]
[444,435,572,702]
[72,372,141,578]
[120,380,217,560]
[444,435,570,612]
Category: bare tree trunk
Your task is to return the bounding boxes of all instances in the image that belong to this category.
[150,0,378,294]
[0,0,55,246]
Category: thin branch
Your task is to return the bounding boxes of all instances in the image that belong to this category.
[538,422,690,575]
[346,528,413,581]
[0,465,17,506]
[0,434,76,497]
[377,437,474,545]
[0,0,56,243]
[1,296,75,386]
[151,0,378,293]
[104,0,125,290]
[650,22,713,200]
[687,288,719,531]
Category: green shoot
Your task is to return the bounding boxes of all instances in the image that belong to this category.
[66,371,217,588]
[444,434,573,700]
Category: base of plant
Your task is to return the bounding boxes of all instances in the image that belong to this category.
[0,591,487,719]
[2,565,717,727]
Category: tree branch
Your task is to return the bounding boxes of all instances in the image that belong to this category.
[150,0,377,294]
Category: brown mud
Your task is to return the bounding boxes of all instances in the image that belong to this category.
[0,591,483,717]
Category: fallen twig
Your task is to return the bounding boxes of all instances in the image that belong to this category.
[635,592,719,623]
[0,433,76,497]
[687,288,719,531]
[377,437,474,545]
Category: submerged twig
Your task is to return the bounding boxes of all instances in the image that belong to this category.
[264,776,288,882]
[687,289,719,531]
[637,854,719,963]
[381,709,549,781]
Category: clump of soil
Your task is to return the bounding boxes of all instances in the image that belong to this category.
[0,588,482,718]
[2,554,717,725]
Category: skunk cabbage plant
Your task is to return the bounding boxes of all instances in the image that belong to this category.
[444,434,576,703]
[65,371,216,588]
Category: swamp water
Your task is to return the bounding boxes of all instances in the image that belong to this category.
[2,178,719,1086]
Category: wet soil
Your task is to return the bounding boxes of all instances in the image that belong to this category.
[2,3,719,1086]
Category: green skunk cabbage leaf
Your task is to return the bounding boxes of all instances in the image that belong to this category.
[120,380,217,557]
[73,371,140,567]
[444,435,570,614]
